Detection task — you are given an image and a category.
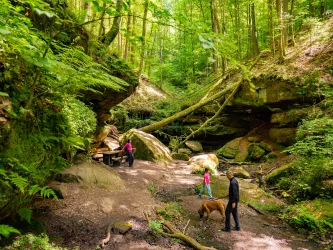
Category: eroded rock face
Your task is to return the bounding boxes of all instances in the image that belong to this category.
[190,154,219,174]
[121,129,172,163]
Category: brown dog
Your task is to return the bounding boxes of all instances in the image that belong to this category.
[198,200,225,221]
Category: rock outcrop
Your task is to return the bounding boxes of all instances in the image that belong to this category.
[190,154,219,174]
[121,129,172,163]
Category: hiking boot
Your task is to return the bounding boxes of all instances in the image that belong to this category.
[221,228,231,232]
[198,195,202,198]
[209,197,215,200]
[232,227,241,231]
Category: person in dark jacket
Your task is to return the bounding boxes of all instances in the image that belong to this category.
[222,170,240,232]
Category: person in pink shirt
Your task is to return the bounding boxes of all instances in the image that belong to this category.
[198,168,214,200]
[121,139,134,168]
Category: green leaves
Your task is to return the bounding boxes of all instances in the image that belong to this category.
[9,172,28,193]
[18,208,32,223]
[34,8,56,18]
[0,225,20,238]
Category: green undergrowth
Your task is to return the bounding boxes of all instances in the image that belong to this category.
[281,199,333,236]
[3,233,68,250]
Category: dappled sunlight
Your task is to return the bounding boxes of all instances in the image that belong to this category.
[230,231,296,250]
[100,197,114,213]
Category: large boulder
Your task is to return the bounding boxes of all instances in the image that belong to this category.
[178,148,192,155]
[60,161,124,191]
[228,166,251,179]
[172,153,190,161]
[121,129,172,163]
[249,144,266,160]
[185,141,203,152]
[266,161,296,185]
[190,154,219,174]
[269,128,296,146]
[217,137,242,159]
[103,137,120,150]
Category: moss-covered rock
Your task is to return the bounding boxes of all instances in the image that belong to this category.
[258,141,272,152]
[121,129,172,163]
[248,136,262,143]
[178,148,192,155]
[201,176,285,211]
[228,166,251,179]
[172,153,190,161]
[262,152,278,162]
[269,128,296,146]
[266,161,296,185]
[62,161,125,191]
[113,221,132,234]
[190,154,219,174]
[217,137,242,159]
[185,141,203,152]
[249,144,266,160]
[271,108,309,127]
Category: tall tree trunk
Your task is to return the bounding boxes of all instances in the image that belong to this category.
[276,0,284,63]
[289,0,296,46]
[138,0,149,77]
[247,3,252,58]
[268,0,275,55]
[98,3,107,39]
[220,0,227,74]
[309,0,315,17]
[118,19,122,56]
[124,4,132,60]
[282,0,288,52]
[236,0,241,59]
[212,0,220,75]
[320,0,325,17]
[84,2,91,23]
[102,0,123,45]
[130,10,137,64]
[251,3,260,56]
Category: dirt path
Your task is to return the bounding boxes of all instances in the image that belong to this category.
[34,160,321,250]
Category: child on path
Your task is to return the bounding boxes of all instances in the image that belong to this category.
[198,168,214,200]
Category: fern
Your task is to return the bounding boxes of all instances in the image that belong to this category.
[9,172,28,193]
[40,186,58,200]
[0,224,20,238]
[28,184,41,195]
[18,207,32,223]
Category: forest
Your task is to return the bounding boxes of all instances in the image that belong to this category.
[0,0,333,249]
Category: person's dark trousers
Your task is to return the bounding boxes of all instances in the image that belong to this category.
[225,200,240,230]
[126,151,134,167]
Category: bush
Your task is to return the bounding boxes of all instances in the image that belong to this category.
[281,199,333,235]
[4,233,67,250]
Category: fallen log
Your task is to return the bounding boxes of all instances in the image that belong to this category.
[144,212,216,250]
[247,203,265,215]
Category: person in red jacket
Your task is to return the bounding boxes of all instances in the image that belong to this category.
[121,139,134,168]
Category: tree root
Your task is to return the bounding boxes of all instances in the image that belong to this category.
[100,222,112,248]
[144,212,216,250]
[247,203,265,215]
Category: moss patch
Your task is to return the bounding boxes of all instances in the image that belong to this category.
[266,161,296,185]
[217,137,242,159]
